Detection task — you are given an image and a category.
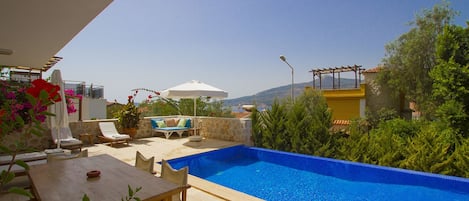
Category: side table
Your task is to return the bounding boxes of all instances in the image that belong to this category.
[79,133,94,145]
[188,128,200,136]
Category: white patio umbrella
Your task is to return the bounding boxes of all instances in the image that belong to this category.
[160,80,228,134]
[48,69,71,150]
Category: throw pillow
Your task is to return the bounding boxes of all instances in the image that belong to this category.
[156,120,166,128]
[177,118,187,127]
[165,118,177,127]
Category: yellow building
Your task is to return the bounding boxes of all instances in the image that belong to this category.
[310,66,404,122]
[309,65,366,121]
[322,84,366,120]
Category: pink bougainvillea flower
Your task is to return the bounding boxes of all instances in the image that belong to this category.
[14,104,24,110]
[6,92,16,99]
[35,114,46,122]
[63,89,81,114]
[23,102,33,109]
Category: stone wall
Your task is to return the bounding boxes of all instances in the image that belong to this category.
[74,116,254,145]
[197,117,253,146]
[141,116,253,145]
[0,125,51,152]
[1,116,253,152]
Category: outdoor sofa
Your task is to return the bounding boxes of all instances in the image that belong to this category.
[150,117,192,139]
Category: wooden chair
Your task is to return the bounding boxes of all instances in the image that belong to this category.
[134,151,156,174]
[160,159,191,201]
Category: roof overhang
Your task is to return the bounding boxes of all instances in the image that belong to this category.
[0,0,113,71]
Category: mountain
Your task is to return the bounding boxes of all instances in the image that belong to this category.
[224,76,359,107]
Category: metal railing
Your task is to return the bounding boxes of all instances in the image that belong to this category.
[64,80,104,99]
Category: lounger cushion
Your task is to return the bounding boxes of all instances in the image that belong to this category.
[112,134,131,139]
[155,127,187,131]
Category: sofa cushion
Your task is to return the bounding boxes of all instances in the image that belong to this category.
[150,119,158,128]
[156,120,166,128]
[151,118,164,128]
[185,118,191,128]
[165,118,178,127]
[177,118,186,127]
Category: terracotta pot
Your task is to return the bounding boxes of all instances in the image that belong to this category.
[123,128,137,139]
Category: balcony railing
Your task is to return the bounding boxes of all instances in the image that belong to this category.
[64,80,104,99]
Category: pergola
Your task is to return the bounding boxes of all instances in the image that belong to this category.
[3,56,63,82]
[309,65,365,89]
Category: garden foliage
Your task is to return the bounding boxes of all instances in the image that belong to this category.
[252,89,334,156]
[252,2,469,178]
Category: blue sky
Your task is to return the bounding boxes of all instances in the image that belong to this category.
[48,0,469,103]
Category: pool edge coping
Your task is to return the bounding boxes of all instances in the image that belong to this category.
[154,163,264,201]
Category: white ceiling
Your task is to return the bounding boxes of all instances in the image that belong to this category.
[0,0,113,70]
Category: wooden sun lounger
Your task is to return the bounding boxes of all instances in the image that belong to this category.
[98,122,131,147]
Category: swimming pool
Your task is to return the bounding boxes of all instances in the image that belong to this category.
[167,145,469,201]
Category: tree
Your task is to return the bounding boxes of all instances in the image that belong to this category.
[379,2,456,118]
[136,97,232,118]
[204,100,233,117]
[107,103,123,119]
[257,99,288,150]
[431,23,469,137]
[292,89,334,156]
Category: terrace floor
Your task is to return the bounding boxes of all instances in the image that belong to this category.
[85,136,263,201]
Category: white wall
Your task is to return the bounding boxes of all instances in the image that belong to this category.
[69,97,107,122]
[84,98,107,120]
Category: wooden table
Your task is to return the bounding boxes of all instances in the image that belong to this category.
[28,154,182,201]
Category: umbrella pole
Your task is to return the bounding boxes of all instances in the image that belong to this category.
[57,127,61,149]
[193,98,197,135]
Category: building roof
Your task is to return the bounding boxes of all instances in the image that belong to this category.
[363,66,383,73]
[333,120,351,125]
[0,0,113,71]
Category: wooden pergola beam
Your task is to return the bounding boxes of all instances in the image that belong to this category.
[309,65,364,89]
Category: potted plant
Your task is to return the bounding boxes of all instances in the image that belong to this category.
[116,95,141,139]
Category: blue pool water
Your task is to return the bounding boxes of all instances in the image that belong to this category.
[167,145,469,201]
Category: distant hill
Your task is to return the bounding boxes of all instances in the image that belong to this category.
[224,76,359,107]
